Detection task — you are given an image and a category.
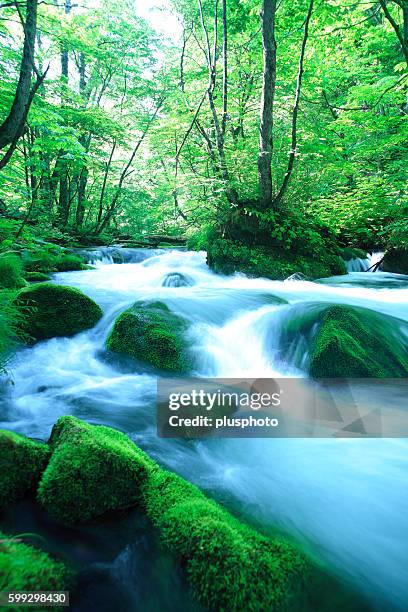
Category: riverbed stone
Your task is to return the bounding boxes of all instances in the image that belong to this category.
[37,416,148,524]
[381,248,408,275]
[309,304,408,378]
[0,430,50,509]
[0,529,69,592]
[207,238,346,280]
[106,300,192,373]
[13,283,103,343]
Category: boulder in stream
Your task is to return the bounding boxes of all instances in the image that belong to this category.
[381,248,408,275]
[309,304,408,378]
[37,416,148,524]
[0,430,50,509]
[106,300,192,373]
[38,417,318,611]
[0,529,69,592]
[13,283,103,343]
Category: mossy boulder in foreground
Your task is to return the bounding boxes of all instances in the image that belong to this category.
[38,417,311,611]
[37,416,148,524]
[309,304,408,378]
[13,283,102,342]
[0,530,69,592]
[0,430,50,509]
[106,300,192,373]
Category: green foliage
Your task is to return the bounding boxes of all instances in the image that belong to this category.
[37,416,148,524]
[0,530,69,593]
[0,292,22,372]
[309,305,408,378]
[13,283,102,343]
[0,430,50,509]
[0,253,25,289]
[106,300,193,373]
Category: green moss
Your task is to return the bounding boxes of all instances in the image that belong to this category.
[0,430,50,509]
[0,530,69,594]
[207,238,346,280]
[341,247,367,261]
[381,248,408,275]
[38,417,310,610]
[0,254,25,289]
[0,292,22,372]
[106,300,192,373]
[24,271,52,283]
[37,416,149,524]
[142,468,308,611]
[310,305,408,378]
[13,283,103,343]
[54,254,86,272]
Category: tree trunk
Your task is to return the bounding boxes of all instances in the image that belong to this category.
[0,0,39,151]
[258,0,277,208]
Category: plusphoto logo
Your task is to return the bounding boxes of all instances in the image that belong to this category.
[168,388,282,411]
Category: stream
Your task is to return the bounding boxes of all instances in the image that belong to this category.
[1,248,408,611]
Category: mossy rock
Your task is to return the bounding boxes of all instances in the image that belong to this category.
[309,305,408,378]
[0,530,69,593]
[207,238,346,280]
[24,271,52,283]
[37,416,149,524]
[0,430,50,509]
[0,253,26,289]
[381,248,408,275]
[106,300,192,373]
[142,467,309,611]
[13,283,103,343]
[37,417,311,610]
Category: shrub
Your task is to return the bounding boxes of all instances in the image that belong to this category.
[0,253,25,289]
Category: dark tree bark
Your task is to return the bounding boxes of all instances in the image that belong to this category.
[0,0,39,151]
[258,0,277,208]
[379,0,408,66]
[272,0,314,208]
[56,0,71,227]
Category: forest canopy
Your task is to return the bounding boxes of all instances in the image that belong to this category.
[0,0,407,253]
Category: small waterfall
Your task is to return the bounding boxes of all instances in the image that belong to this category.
[75,246,167,265]
[345,251,384,273]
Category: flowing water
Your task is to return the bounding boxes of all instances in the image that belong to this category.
[1,249,408,611]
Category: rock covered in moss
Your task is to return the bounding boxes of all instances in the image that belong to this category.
[0,530,69,592]
[37,416,148,524]
[0,253,26,289]
[24,271,52,283]
[141,467,308,611]
[0,430,50,509]
[309,304,408,378]
[207,238,346,280]
[106,300,192,373]
[37,417,311,610]
[13,283,102,343]
[381,248,408,275]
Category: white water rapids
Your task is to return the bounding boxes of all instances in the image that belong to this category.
[1,249,408,610]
